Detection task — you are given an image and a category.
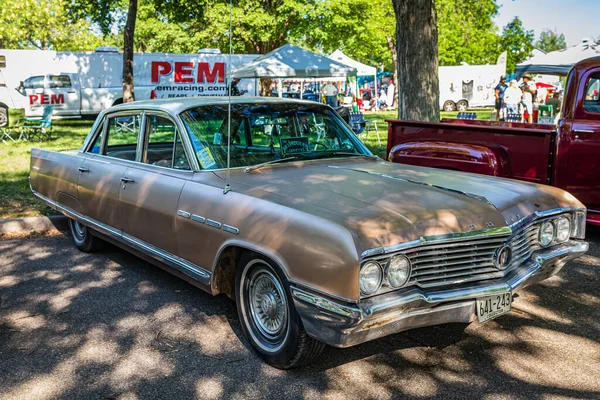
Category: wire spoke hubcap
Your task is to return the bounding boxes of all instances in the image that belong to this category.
[249,269,288,341]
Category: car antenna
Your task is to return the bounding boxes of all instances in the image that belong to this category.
[223,0,233,195]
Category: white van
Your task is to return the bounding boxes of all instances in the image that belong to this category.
[0,48,259,124]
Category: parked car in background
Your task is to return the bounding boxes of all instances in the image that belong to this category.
[30,97,588,368]
[387,56,600,227]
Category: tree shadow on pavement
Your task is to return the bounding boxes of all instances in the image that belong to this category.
[0,228,599,399]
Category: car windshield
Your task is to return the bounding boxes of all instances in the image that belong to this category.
[179,102,370,170]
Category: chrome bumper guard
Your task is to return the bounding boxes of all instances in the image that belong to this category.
[291,240,588,348]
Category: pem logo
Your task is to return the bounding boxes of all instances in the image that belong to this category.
[29,94,65,105]
[151,61,225,84]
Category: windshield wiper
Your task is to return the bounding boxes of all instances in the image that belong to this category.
[244,156,302,173]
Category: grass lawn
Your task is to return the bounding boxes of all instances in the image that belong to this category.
[0,120,94,219]
[0,108,492,219]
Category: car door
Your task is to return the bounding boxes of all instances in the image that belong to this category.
[565,68,600,213]
[22,75,46,117]
[77,112,142,230]
[47,74,80,116]
[119,112,193,256]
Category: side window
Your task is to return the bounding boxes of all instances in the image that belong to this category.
[49,75,72,88]
[584,73,600,113]
[87,123,105,154]
[105,114,141,160]
[144,115,190,170]
[23,76,45,89]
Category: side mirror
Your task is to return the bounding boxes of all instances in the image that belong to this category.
[15,82,25,94]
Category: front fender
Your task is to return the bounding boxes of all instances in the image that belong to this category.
[389,140,512,177]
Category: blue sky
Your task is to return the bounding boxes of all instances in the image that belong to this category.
[494,0,598,46]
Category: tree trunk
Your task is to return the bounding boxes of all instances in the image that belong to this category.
[386,34,399,109]
[260,78,273,96]
[392,0,440,122]
[122,0,138,103]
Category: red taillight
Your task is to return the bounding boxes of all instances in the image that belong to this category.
[150,90,157,99]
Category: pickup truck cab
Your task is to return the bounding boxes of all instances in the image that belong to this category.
[387,56,600,226]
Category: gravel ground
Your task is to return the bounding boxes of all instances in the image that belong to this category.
[0,227,599,400]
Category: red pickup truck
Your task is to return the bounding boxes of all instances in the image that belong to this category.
[386,57,600,226]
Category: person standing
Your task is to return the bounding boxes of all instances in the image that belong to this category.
[503,80,522,118]
[494,75,508,121]
[386,80,395,110]
[520,75,537,123]
[322,83,338,107]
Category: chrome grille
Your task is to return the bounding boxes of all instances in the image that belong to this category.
[406,235,509,288]
[365,219,545,292]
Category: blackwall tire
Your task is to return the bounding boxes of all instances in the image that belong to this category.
[68,218,103,252]
[236,253,325,369]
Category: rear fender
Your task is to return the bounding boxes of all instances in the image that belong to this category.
[389,140,512,177]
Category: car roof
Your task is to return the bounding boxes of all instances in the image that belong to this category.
[109,96,327,114]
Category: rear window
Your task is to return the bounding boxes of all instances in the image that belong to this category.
[49,75,71,88]
[584,73,600,113]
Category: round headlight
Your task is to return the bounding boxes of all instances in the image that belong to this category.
[555,217,571,242]
[386,255,411,288]
[359,261,382,295]
[539,220,555,247]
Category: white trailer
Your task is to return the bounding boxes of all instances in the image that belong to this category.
[438,52,507,112]
[0,48,259,124]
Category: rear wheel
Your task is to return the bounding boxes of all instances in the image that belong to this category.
[457,100,469,112]
[443,101,456,112]
[236,254,325,369]
[68,218,103,252]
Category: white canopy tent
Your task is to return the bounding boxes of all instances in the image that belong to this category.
[230,44,356,98]
[517,38,600,76]
[328,50,379,110]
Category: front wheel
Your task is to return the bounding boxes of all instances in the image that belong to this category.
[0,106,7,127]
[443,101,456,112]
[68,218,103,252]
[236,254,325,369]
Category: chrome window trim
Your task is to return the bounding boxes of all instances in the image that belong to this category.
[141,110,194,171]
[31,189,211,286]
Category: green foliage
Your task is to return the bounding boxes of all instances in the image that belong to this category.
[536,29,567,53]
[499,17,534,73]
[436,0,500,66]
[0,0,103,50]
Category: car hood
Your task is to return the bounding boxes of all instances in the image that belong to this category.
[218,159,575,252]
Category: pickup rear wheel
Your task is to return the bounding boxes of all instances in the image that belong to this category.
[68,218,103,252]
[457,100,469,112]
[236,254,325,369]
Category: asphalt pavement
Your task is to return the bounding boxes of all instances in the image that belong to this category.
[1,228,599,400]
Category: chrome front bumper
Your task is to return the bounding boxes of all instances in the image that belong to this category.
[291,240,588,348]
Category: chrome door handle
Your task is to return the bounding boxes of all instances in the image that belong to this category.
[68,90,76,94]
[573,129,594,133]
[78,167,89,172]
[121,177,135,183]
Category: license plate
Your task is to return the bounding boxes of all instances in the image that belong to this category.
[476,292,512,323]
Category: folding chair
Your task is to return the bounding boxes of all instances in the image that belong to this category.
[0,108,26,144]
[24,106,54,141]
[349,112,366,136]
[364,120,381,147]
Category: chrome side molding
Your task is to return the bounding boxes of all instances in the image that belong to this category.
[177,210,191,218]
[31,190,212,286]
